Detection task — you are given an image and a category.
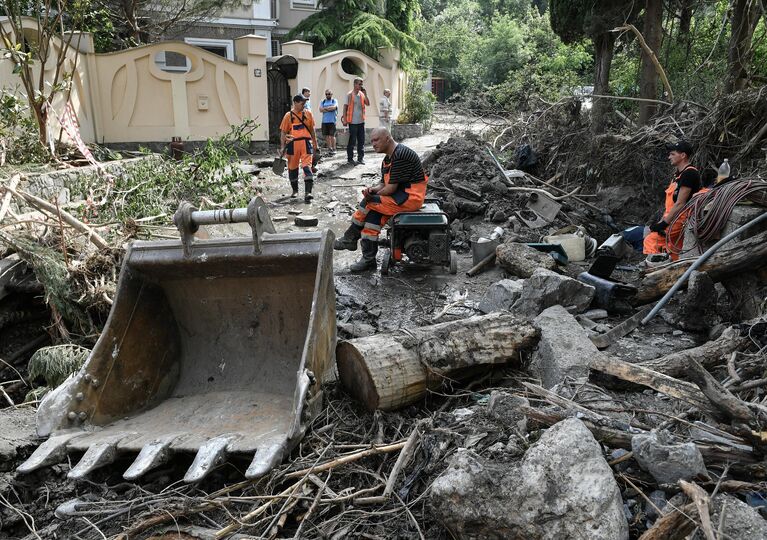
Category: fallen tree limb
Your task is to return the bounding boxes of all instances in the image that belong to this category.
[0,184,109,250]
[636,229,767,302]
[685,358,756,424]
[638,326,748,378]
[285,441,407,479]
[679,480,715,540]
[520,405,758,465]
[337,312,538,411]
[638,503,696,540]
[589,356,718,416]
[0,174,20,223]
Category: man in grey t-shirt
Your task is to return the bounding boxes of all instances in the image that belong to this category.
[341,78,370,165]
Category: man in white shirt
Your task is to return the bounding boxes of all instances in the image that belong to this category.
[378,88,392,130]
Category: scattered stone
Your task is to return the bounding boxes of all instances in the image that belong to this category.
[294,215,319,227]
[486,391,529,434]
[478,279,524,314]
[631,430,708,484]
[698,494,767,539]
[583,309,609,320]
[491,210,506,223]
[645,490,667,520]
[287,209,303,215]
[0,407,37,469]
[530,305,601,388]
[495,242,557,278]
[430,418,628,540]
[513,268,595,317]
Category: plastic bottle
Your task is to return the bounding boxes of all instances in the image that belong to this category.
[717,159,730,183]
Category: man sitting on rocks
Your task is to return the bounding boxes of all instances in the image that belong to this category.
[333,127,428,272]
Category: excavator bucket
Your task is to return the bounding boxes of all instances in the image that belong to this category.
[19,198,336,482]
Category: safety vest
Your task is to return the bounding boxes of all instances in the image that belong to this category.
[663,165,698,214]
[286,110,313,155]
[383,150,427,205]
[345,90,366,123]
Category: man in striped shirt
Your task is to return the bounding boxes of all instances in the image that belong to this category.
[334,127,428,272]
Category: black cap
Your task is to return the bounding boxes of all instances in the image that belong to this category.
[293,94,307,103]
[666,140,694,156]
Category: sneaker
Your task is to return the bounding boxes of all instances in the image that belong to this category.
[333,238,358,251]
[290,191,298,198]
[356,159,366,165]
[304,194,314,203]
[347,159,356,165]
[350,257,377,273]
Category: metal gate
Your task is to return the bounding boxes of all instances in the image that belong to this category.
[267,67,291,143]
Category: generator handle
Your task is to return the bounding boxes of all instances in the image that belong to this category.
[174,197,276,256]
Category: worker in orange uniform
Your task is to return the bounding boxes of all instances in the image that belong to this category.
[341,78,370,165]
[643,140,701,261]
[280,94,319,203]
[333,127,428,272]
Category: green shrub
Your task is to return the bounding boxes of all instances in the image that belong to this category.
[397,70,436,130]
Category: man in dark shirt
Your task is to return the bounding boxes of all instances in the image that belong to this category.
[334,127,428,272]
[643,140,701,260]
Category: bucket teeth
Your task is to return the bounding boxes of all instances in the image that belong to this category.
[17,432,83,474]
[123,436,177,481]
[183,434,239,483]
[67,433,133,480]
[246,442,285,479]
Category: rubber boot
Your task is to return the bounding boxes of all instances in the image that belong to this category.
[290,180,299,198]
[333,224,361,251]
[304,179,314,203]
[350,239,378,273]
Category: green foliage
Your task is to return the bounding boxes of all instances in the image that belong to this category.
[75,120,259,224]
[550,0,638,42]
[0,92,47,164]
[420,4,592,110]
[28,344,90,388]
[287,0,423,68]
[397,70,436,129]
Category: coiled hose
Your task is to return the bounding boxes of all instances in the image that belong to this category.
[667,179,767,256]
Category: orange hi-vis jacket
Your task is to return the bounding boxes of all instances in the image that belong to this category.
[280,110,315,170]
[643,165,698,260]
[345,90,366,124]
[353,150,427,243]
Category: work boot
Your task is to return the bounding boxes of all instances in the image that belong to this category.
[333,225,361,251]
[349,239,377,273]
[304,180,314,203]
[290,180,299,198]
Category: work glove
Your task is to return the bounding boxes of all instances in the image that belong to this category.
[649,220,668,234]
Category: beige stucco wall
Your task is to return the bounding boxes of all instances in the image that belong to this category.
[0,20,403,145]
[283,41,402,129]
[92,36,269,142]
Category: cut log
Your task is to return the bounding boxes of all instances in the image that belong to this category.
[638,326,748,378]
[336,312,538,411]
[636,229,767,302]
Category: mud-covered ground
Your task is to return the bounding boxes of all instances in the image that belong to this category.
[1,109,754,539]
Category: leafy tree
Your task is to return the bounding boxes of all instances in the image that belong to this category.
[287,0,423,67]
[0,0,92,151]
[550,0,640,132]
[726,0,764,91]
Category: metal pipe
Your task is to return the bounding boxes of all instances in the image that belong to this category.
[641,210,767,325]
[190,208,249,226]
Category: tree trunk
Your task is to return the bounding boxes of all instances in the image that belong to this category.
[679,0,694,34]
[639,0,664,124]
[636,228,767,302]
[726,0,763,92]
[336,313,539,411]
[591,31,616,134]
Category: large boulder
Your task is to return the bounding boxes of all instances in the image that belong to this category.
[631,430,708,484]
[513,268,595,317]
[529,305,599,388]
[496,242,557,278]
[430,418,628,540]
[478,279,524,313]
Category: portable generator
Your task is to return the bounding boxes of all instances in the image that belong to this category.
[380,198,458,275]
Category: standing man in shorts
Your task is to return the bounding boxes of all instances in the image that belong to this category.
[319,89,338,155]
